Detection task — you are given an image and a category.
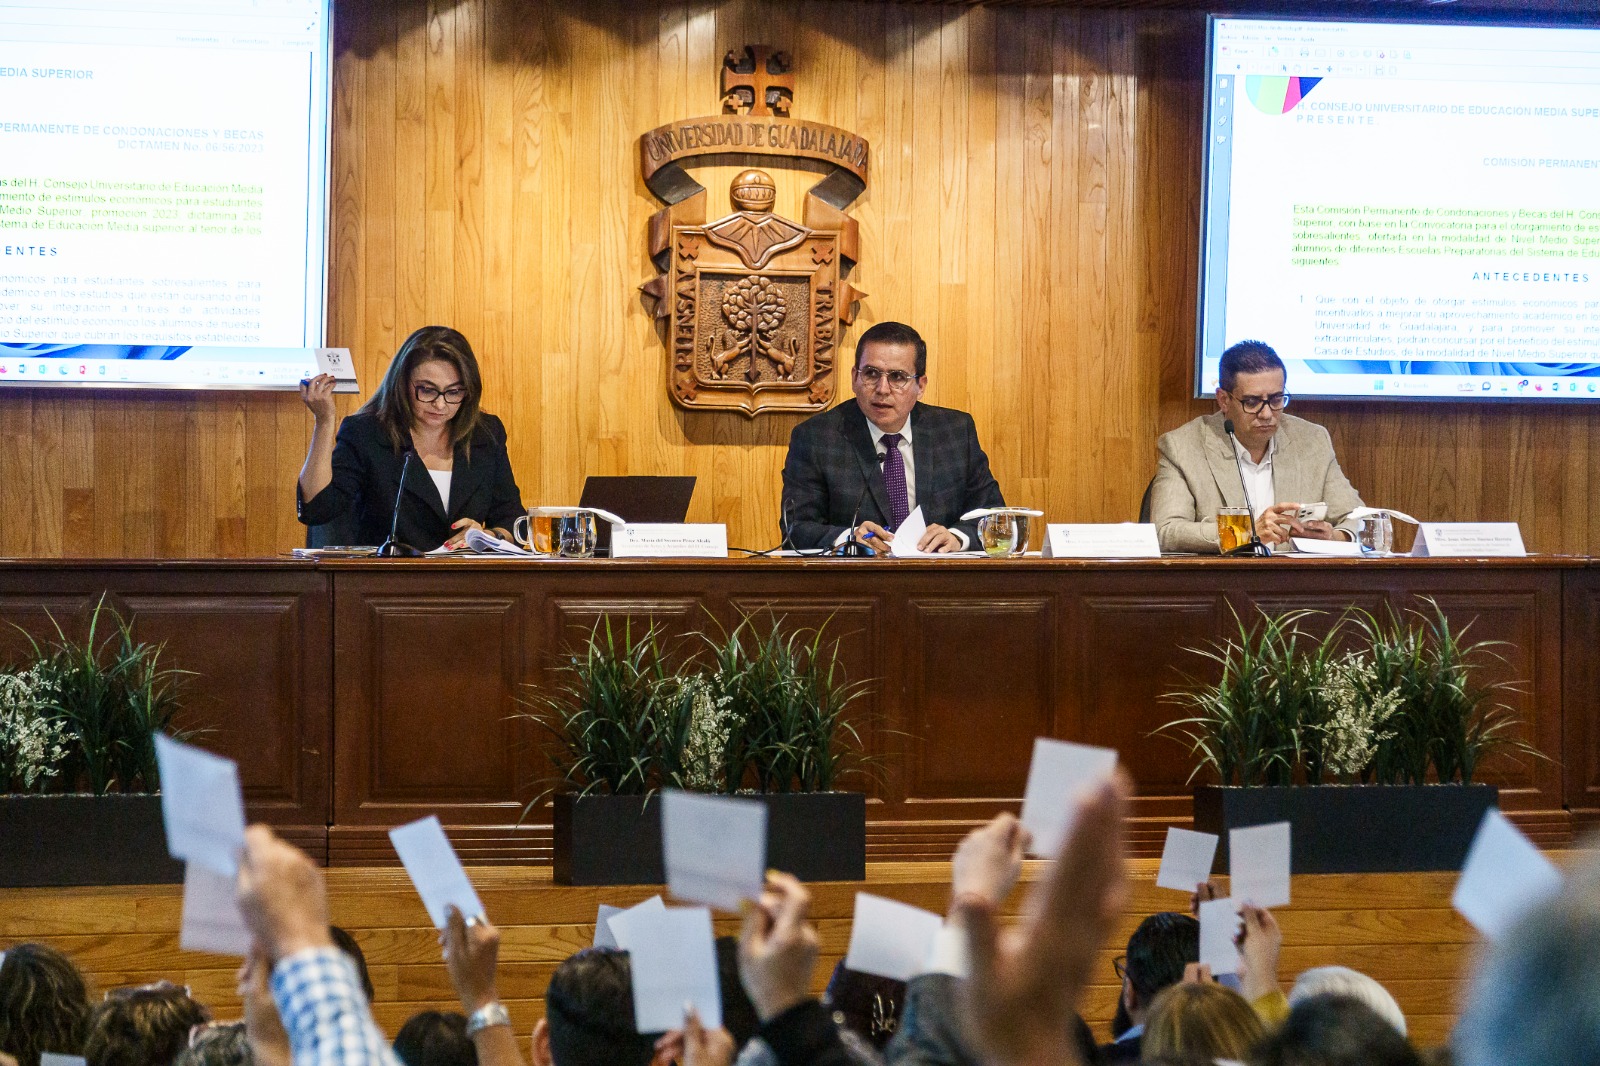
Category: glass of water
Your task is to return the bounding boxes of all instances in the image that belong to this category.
[1358,513,1393,556]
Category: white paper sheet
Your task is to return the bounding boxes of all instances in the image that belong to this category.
[594,904,625,949]
[180,862,253,957]
[1019,738,1119,858]
[1157,828,1220,892]
[40,1055,87,1066]
[1198,896,1243,975]
[1229,822,1292,909]
[602,894,669,951]
[1452,809,1564,940]
[388,815,486,929]
[1289,537,1363,556]
[662,790,766,911]
[624,905,723,1033]
[890,506,930,557]
[154,734,247,877]
[843,893,945,981]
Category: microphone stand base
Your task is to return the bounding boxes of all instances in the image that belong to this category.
[1223,540,1273,558]
[377,539,424,558]
[833,542,877,558]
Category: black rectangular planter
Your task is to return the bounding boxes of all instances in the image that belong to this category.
[0,794,184,887]
[553,791,866,886]
[1193,783,1498,874]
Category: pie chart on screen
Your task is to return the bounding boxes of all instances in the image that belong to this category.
[1245,75,1323,114]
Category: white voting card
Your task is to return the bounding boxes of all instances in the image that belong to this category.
[388,815,486,929]
[624,905,722,1033]
[1198,896,1243,976]
[1452,809,1563,940]
[890,506,930,557]
[1019,738,1119,858]
[1230,822,1292,909]
[1157,828,1220,892]
[844,893,945,981]
[154,734,246,877]
[40,1055,87,1066]
[662,790,766,911]
[594,904,626,949]
[602,894,669,951]
[180,862,253,957]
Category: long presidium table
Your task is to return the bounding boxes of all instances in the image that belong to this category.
[1,556,1597,865]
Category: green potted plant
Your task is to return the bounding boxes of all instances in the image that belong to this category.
[1159,601,1540,873]
[523,613,871,886]
[0,597,193,886]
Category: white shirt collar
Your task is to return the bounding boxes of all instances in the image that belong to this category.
[1231,432,1275,471]
[868,419,913,448]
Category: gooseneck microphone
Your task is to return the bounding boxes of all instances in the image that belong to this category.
[835,452,888,558]
[1222,419,1272,558]
[378,449,424,558]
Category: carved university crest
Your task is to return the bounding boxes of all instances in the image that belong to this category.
[640,46,868,417]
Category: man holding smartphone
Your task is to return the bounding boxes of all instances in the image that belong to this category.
[1149,340,1365,554]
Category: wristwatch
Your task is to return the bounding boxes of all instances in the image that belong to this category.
[466,1002,512,1036]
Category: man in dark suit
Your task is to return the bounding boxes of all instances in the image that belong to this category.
[781,321,1004,553]
[1099,912,1199,1064]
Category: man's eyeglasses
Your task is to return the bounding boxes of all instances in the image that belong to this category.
[414,382,467,405]
[1230,391,1291,414]
[856,366,918,391]
[1113,955,1128,981]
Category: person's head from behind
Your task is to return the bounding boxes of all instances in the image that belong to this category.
[1455,856,1600,1066]
[393,1011,475,1066]
[329,925,376,1004]
[1215,339,1289,454]
[1290,966,1405,1037]
[364,325,484,448]
[534,948,668,1066]
[83,981,209,1066]
[1114,911,1198,1034]
[173,1022,249,1066]
[1142,981,1264,1061]
[0,943,92,1066]
[1250,993,1422,1066]
[852,321,927,434]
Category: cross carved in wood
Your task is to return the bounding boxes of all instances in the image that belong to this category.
[721,45,794,118]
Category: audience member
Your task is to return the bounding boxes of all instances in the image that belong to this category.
[394,1012,475,1066]
[1288,967,1404,1036]
[716,936,762,1050]
[237,952,289,1066]
[175,1023,252,1066]
[331,926,377,1005]
[537,948,663,1066]
[440,906,522,1066]
[821,963,903,1052]
[1249,994,1422,1066]
[1453,856,1600,1066]
[1141,981,1264,1062]
[0,942,92,1066]
[1102,911,1199,1062]
[83,981,210,1066]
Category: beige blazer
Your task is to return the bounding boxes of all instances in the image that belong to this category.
[1151,411,1364,554]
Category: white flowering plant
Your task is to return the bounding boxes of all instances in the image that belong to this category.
[0,667,71,791]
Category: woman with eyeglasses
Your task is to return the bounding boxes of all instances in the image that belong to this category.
[296,325,525,551]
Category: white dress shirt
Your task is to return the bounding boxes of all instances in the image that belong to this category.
[1230,434,1275,519]
[427,468,452,509]
[834,420,968,550]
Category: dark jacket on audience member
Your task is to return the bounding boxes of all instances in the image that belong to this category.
[295,409,524,550]
[885,973,1101,1066]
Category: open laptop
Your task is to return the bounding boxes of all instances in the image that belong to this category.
[579,476,697,556]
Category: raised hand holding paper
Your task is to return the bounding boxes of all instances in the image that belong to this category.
[1019,738,1119,858]
[662,790,766,910]
[844,893,944,982]
[388,815,486,929]
[623,905,723,1033]
[1452,809,1563,940]
[180,863,253,957]
[153,734,246,877]
[602,894,669,950]
[1198,897,1243,975]
[1229,822,1291,909]
[1157,828,1220,892]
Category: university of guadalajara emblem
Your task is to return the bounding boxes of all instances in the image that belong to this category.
[639,45,868,417]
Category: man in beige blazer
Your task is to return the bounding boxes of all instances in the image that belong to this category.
[1152,340,1364,554]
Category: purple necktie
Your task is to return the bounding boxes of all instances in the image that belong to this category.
[880,433,910,530]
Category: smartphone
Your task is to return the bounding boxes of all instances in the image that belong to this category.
[1297,503,1328,522]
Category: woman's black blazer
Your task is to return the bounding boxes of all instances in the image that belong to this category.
[296,410,525,550]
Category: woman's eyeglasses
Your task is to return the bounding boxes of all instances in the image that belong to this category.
[414,383,467,405]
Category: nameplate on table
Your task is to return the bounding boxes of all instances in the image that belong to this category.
[610,523,728,558]
[1412,523,1526,558]
[1042,523,1161,558]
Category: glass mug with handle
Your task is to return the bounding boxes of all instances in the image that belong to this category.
[513,507,598,558]
[1215,506,1253,553]
[963,507,1046,558]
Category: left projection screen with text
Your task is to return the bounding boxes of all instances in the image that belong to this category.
[0,0,333,391]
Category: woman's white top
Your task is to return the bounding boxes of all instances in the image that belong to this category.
[427,468,452,508]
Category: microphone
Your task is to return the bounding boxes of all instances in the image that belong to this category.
[835,451,887,558]
[378,448,424,558]
[1222,419,1271,558]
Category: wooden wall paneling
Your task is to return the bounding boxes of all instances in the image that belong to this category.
[1564,565,1600,833]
